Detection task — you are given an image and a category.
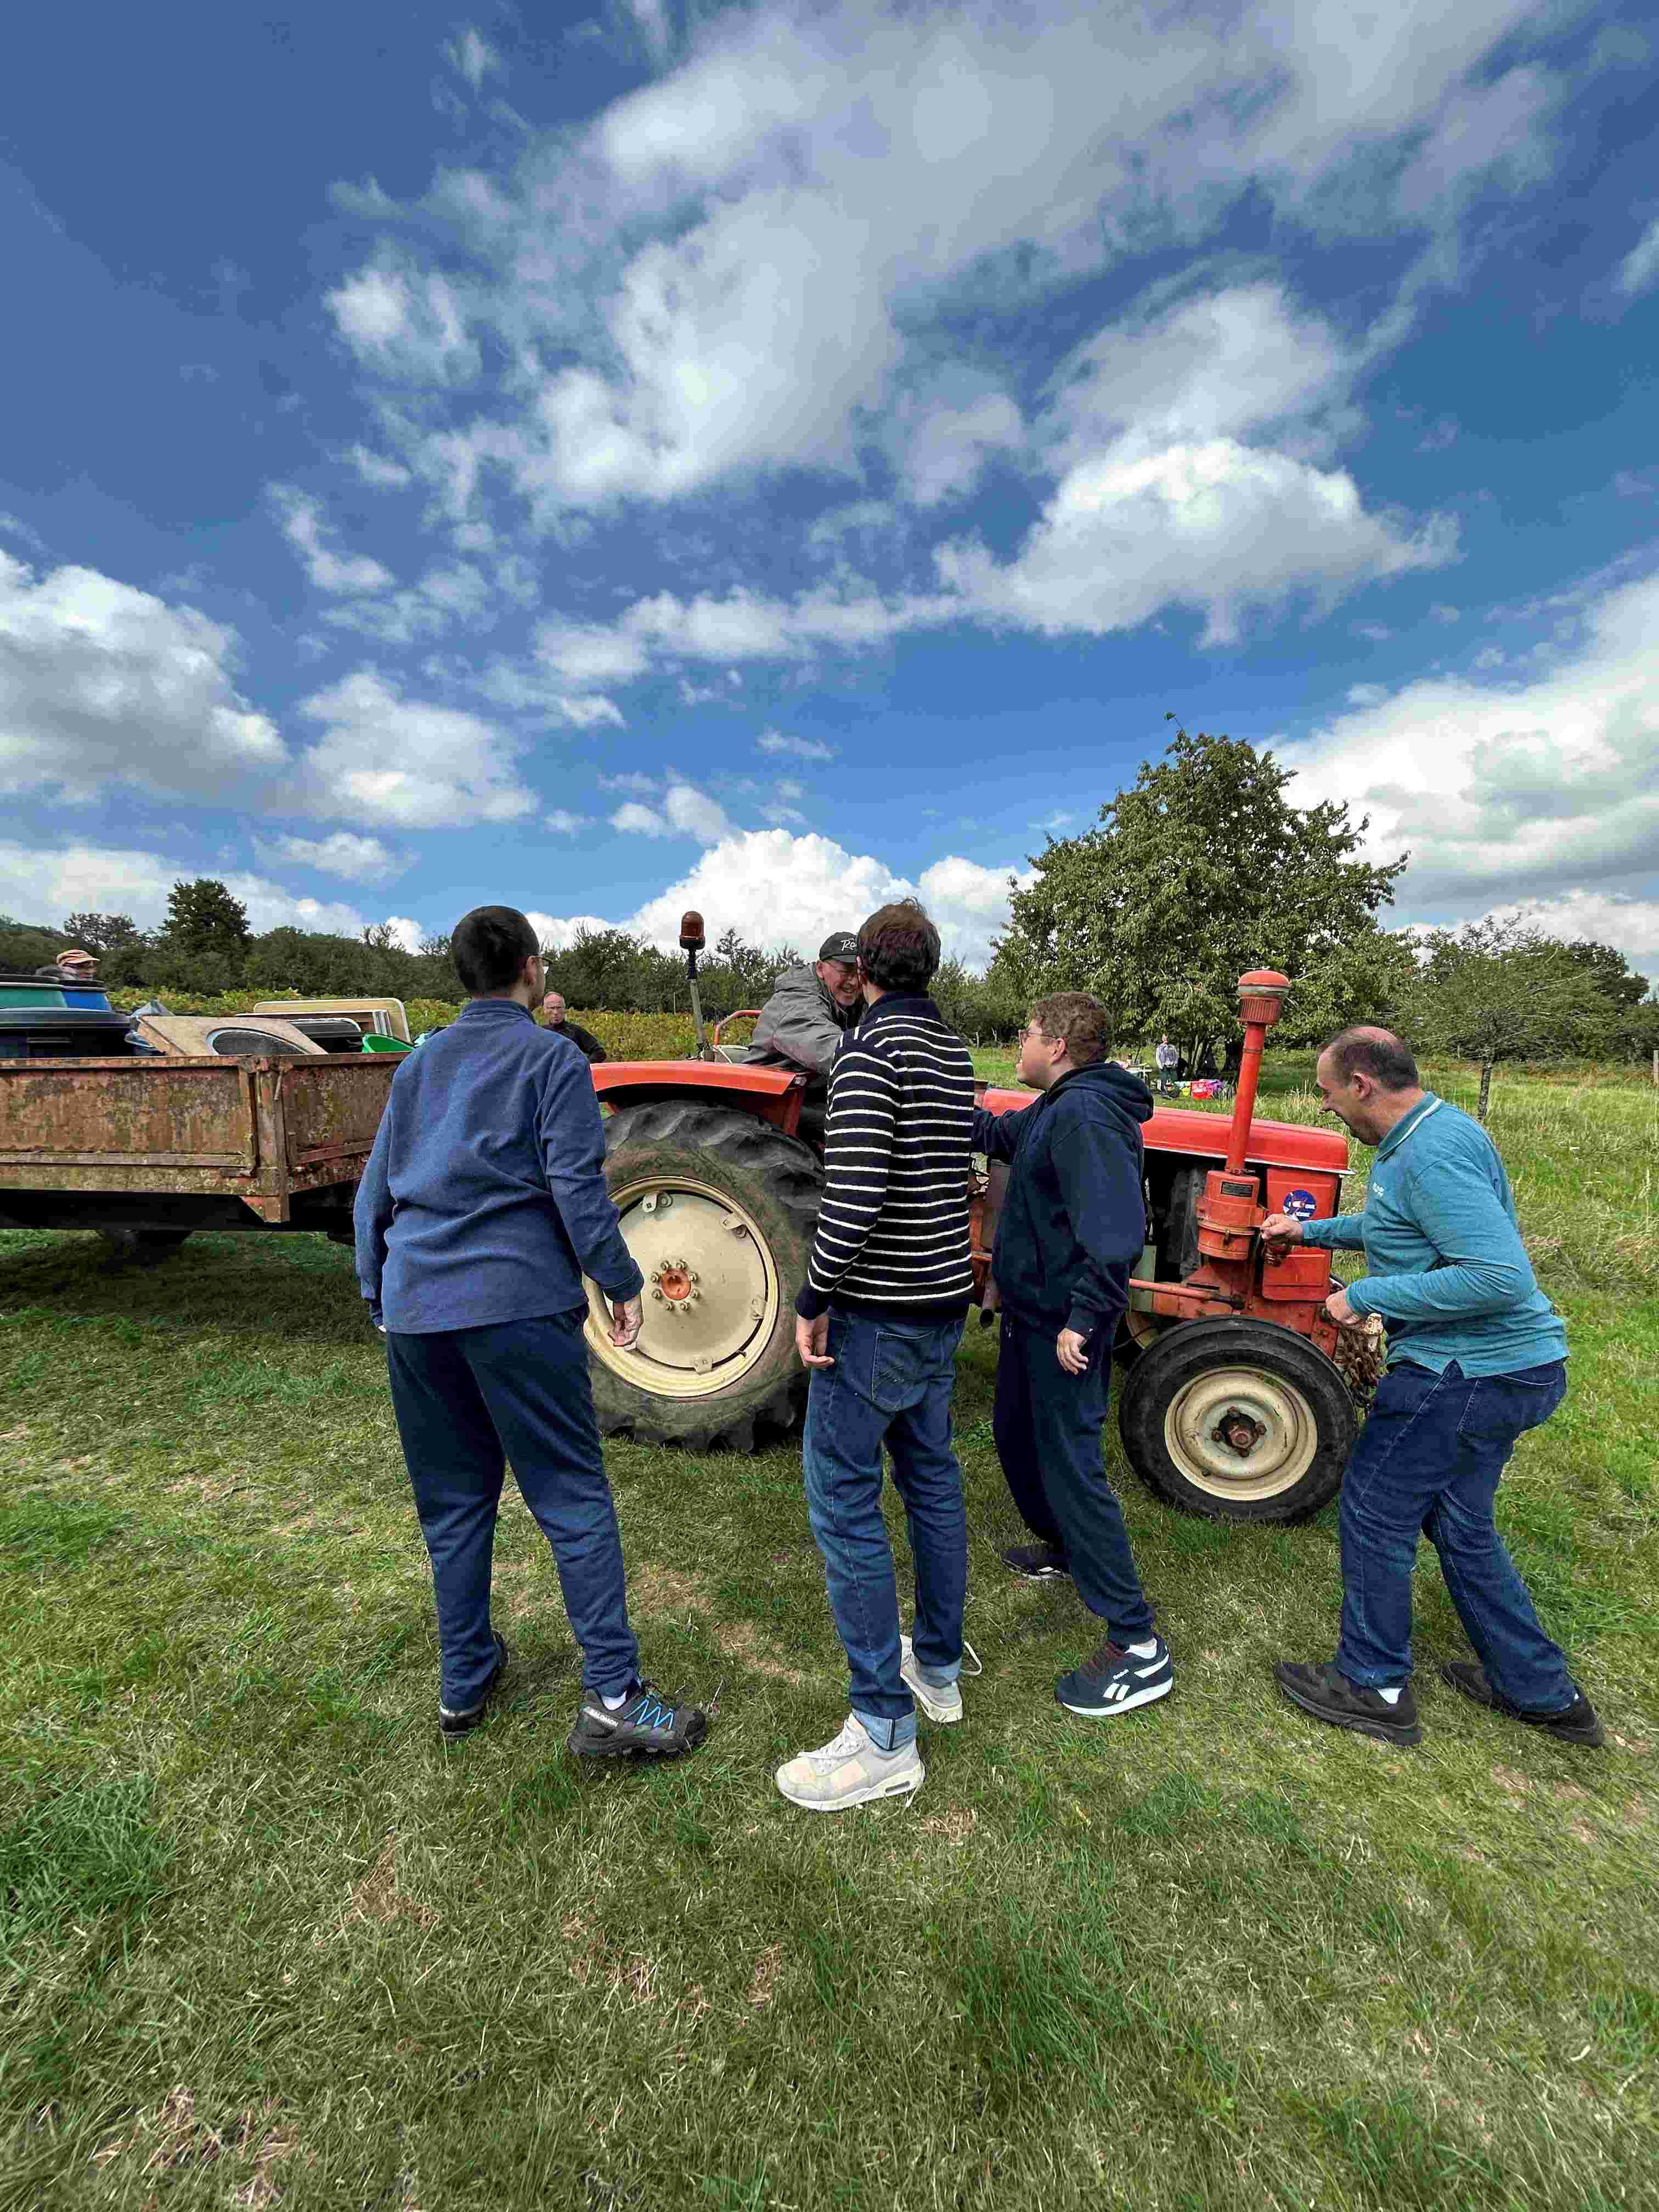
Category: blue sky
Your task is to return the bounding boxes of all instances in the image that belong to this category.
[3,0,1658,975]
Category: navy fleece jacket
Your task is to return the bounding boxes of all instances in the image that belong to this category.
[974,1060,1152,1340]
[353,997,642,1333]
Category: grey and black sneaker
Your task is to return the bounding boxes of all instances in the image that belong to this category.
[438,1632,510,1737]
[567,1678,708,1761]
[1057,1634,1173,1718]
[1001,1542,1070,1582]
[1440,1662,1605,1747]
[1276,1660,1421,1747]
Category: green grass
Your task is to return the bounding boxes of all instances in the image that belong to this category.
[2,1059,1656,2210]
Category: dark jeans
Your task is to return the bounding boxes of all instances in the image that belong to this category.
[1337,1358,1575,1710]
[385,1309,639,1708]
[801,1308,968,1750]
[993,1314,1155,1643]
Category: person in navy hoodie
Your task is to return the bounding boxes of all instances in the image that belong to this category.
[977,992,1171,1720]
[354,905,706,1760]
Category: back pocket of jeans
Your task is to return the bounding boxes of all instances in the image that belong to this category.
[872,1331,935,1413]
[1458,1368,1566,1444]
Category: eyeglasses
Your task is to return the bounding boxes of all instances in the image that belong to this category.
[1018,1025,1045,1045]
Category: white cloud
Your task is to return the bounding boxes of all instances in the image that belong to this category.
[611,800,668,836]
[939,441,1452,646]
[0,511,48,554]
[757,729,834,761]
[252,831,405,883]
[545,809,594,835]
[0,839,372,939]
[345,444,413,488]
[608,777,731,843]
[535,619,650,687]
[447,26,501,90]
[332,0,1560,541]
[0,552,285,804]
[533,828,1033,969]
[270,486,395,594]
[526,910,614,951]
[326,264,479,383]
[292,669,538,826]
[381,915,424,952]
[1615,215,1659,299]
[1278,570,1659,919]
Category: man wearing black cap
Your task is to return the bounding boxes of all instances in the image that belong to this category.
[746,930,864,1083]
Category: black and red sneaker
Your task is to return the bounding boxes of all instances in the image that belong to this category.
[567,1679,708,1760]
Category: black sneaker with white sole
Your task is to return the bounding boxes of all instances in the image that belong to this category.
[1001,1542,1070,1582]
[567,1678,708,1760]
[1440,1662,1604,1747]
[1275,1660,1421,1746]
[1056,1634,1173,1717]
[438,1632,510,1737]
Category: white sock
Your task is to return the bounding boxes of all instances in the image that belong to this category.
[600,1687,631,1712]
[1126,1638,1160,1659]
[1374,1685,1403,1705]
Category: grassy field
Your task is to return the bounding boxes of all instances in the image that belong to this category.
[2,1058,1656,2211]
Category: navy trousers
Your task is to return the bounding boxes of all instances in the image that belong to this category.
[993,1314,1154,1643]
[385,1308,640,1708]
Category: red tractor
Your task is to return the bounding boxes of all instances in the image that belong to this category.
[583,923,1357,1526]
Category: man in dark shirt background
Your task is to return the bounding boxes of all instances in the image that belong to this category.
[356,904,703,1759]
[538,989,608,1063]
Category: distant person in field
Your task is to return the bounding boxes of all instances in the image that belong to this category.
[1154,1033,1179,1077]
[538,990,608,1064]
[1265,1025,1602,1751]
[36,946,99,985]
[976,994,1169,1724]
[354,903,706,1761]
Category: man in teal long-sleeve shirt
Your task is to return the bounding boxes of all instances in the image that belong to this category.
[1264,1026,1602,1751]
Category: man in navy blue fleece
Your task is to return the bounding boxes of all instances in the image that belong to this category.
[1266,1026,1601,1750]
[977,992,1170,1722]
[354,905,706,1760]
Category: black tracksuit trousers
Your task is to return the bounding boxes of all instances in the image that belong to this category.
[993,1313,1155,1643]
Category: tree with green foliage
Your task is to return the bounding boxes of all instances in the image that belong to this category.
[1406,914,1622,1121]
[163,878,251,959]
[1550,937,1650,1013]
[61,911,145,954]
[990,721,1408,1063]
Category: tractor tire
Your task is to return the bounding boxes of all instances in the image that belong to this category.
[98,1228,194,1266]
[586,1101,822,1452]
[1117,1316,1355,1525]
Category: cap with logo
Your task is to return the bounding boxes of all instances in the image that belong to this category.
[818,931,859,962]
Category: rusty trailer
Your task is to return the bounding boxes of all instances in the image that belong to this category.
[0,1053,397,1242]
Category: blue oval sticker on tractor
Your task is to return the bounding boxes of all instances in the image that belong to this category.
[1282,1187,1318,1221]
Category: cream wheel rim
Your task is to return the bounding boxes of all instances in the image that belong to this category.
[1162,1364,1319,1501]
[584,1175,781,1401]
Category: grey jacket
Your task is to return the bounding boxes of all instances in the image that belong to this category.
[746,964,858,1077]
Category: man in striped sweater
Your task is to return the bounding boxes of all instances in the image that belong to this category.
[775,900,977,1812]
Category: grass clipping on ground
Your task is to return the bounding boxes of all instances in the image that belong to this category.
[1,1059,1655,2211]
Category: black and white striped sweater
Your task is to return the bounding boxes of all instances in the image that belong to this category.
[794,994,977,1324]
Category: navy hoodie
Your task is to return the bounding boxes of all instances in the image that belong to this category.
[973,1061,1153,1340]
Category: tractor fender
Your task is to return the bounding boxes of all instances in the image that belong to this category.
[592,1059,805,1138]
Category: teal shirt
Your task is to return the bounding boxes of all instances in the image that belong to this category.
[1301,1093,1567,1376]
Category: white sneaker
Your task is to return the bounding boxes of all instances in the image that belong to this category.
[900,1635,963,1724]
[775,1716,924,1812]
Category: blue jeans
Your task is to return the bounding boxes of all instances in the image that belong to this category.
[801,1308,968,1750]
[1337,1358,1575,1711]
[386,1310,640,1708]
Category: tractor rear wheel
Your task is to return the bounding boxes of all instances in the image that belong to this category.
[1117,1317,1353,1525]
[585,1101,821,1451]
